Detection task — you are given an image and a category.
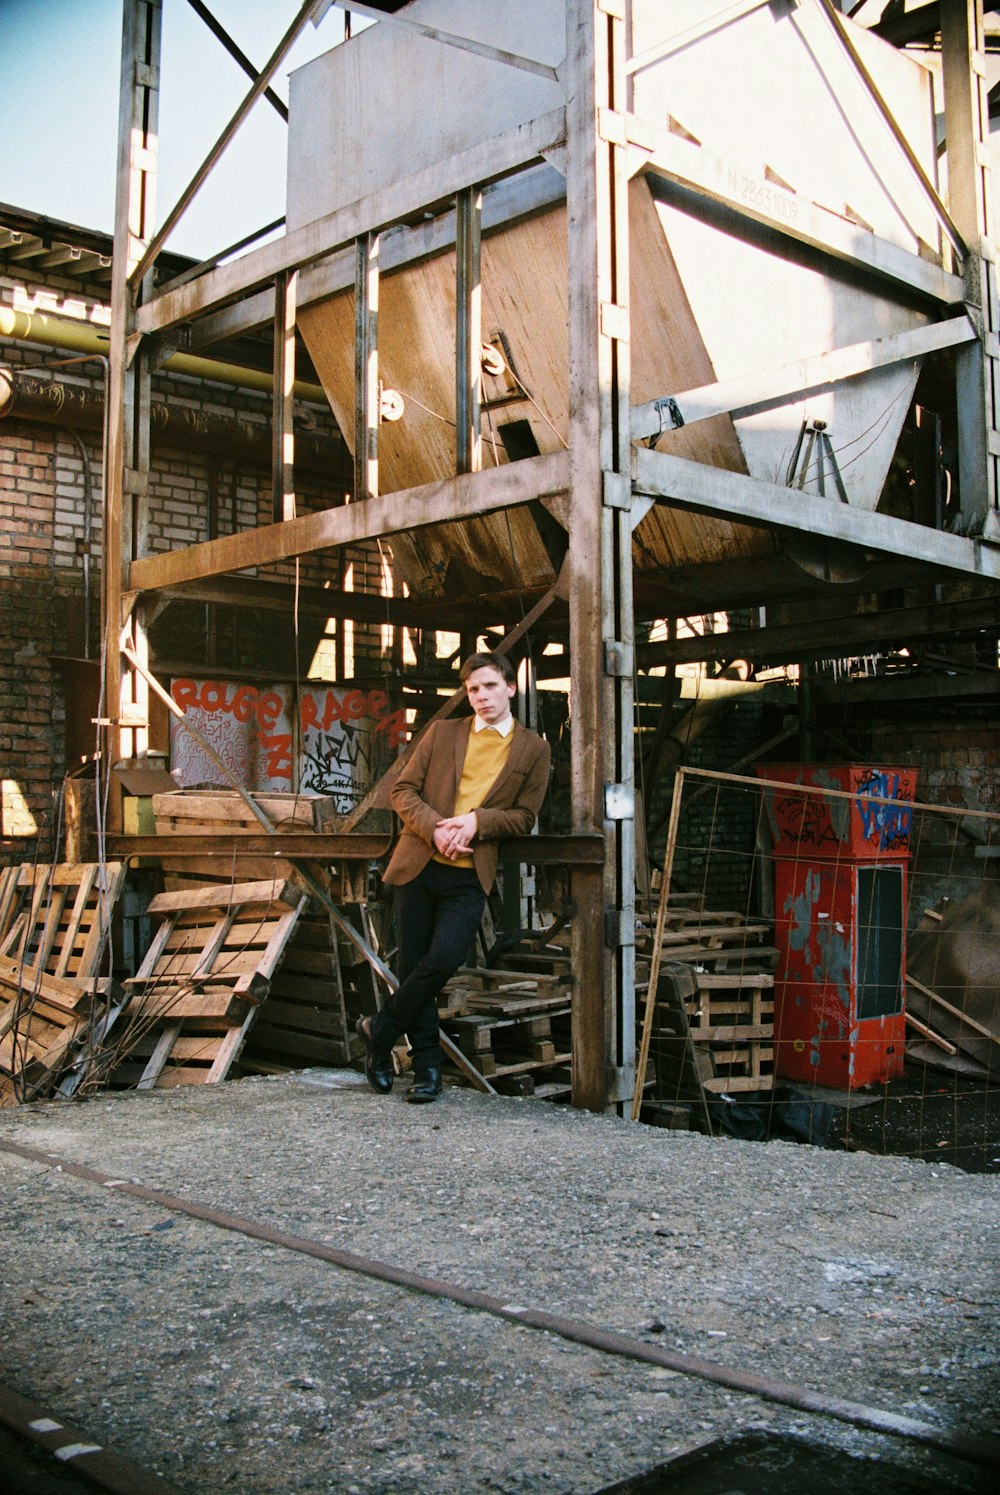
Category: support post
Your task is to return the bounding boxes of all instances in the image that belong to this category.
[566,0,636,1111]
[941,0,999,535]
[272,270,298,522]
[354,232,380,501]
[106,0,162,821]
[456,187,483,474]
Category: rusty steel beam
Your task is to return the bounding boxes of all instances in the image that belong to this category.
[0,369,347,476]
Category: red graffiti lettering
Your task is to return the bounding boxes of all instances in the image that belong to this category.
[262,733,293,781]
[342,689,368,721]
[377,710,409,749]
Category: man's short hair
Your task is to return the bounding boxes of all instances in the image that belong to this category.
[459,650,517,686]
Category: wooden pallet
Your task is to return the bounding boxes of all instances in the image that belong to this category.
[150,789,365,887]
[686,970,775,1093]
[0,862,127,979]
[238,904,382,1073]
[439,966,572,1084]
[0,862,128,1103]
[0,956,124,1106]
[107,878,308,1089]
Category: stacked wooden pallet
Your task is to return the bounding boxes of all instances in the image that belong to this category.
[439,965,572,1093]
[0,862,127,1103]
[638,894,777,1117]
[237,904,380,1075]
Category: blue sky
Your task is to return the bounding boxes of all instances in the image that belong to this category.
[0,0,354,257]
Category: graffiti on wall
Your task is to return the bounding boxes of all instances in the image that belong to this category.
[300,686,407,812]
[170,678,406,807]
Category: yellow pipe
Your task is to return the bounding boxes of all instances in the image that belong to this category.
[0,306,328,404]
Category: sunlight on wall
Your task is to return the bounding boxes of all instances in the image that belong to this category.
[2,780,38,837]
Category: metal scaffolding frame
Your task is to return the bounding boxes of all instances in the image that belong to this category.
[103,0,1000,1111]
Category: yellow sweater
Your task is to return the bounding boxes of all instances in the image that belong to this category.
[432,725,513,868]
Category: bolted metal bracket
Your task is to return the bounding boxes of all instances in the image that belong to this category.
[603,640,634,677]
[604,783,634,820]
[604,908,636,949]
[602,470,632,509]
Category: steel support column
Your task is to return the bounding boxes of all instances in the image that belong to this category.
[941,0,999,534]
[272,269,298,522]
[106,0,161,820]
[354,232,379,502]
[566,0,635,1111]
[456,186,483,475]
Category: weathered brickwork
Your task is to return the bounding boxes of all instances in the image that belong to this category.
[0,264,384,862]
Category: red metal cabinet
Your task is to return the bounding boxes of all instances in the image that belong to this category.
[759,764,916,1090]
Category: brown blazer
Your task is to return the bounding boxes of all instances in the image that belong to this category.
[383,717,551,894]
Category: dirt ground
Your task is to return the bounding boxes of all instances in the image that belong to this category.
[832,1065,1000,1176]
[0,1069,997,1494]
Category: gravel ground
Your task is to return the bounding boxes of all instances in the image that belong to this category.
[0,1070,998,1494]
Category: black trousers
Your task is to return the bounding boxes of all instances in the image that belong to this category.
[371,861,486,1070]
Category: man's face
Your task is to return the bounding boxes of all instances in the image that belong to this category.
[464,666,516,726]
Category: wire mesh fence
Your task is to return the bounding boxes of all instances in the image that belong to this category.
[635,765,1000,1174]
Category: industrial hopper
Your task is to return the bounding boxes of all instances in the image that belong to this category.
[286,0,946,622]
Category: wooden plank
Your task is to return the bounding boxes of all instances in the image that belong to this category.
[694,973,774,989]
[0,957,105,1012]
[907,976,1000,1046]
[147,879,300,913]
[205,1011,258,1081]
[686,1023,773,1042]
[703,1074,775,1094]
[633,445,1000,584]
[122,991,252,1022]
[130,449,569,593]
[905,1011,958,1055]
[137,1025,182,1089]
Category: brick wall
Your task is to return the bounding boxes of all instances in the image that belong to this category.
[0,276,388,863]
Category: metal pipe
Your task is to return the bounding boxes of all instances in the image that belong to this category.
[0,306,327,403]
[0,367,345,475]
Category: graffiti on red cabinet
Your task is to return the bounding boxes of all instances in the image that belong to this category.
[772,792,838,850]
[854,768,913,852]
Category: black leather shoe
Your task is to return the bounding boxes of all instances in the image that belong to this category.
[356,1016,393,1095]
[406,1066,443,1104]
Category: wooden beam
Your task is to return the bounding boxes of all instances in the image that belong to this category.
[135,108,567,336]
[567,0,635,1113]
[626,115,966,307]
[129,449,569,593]
[941,0,1000,533]
[632,446,1000,584]
[637,594,1000,667]
[631,317,976,440]
[187,165,566,350]
[153,575,422,626]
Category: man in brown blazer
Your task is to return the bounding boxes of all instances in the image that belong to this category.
[356,651,550,1103]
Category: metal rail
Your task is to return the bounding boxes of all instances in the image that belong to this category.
[3,1138,998,1473]
[0,1376,182,1494]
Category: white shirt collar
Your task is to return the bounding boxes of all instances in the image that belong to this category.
[474,713,515,738]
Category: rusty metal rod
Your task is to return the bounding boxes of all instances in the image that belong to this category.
[0,1375,183,1494]
[3,1137,998,1472]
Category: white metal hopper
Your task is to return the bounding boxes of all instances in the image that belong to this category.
[287,0,944,616]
